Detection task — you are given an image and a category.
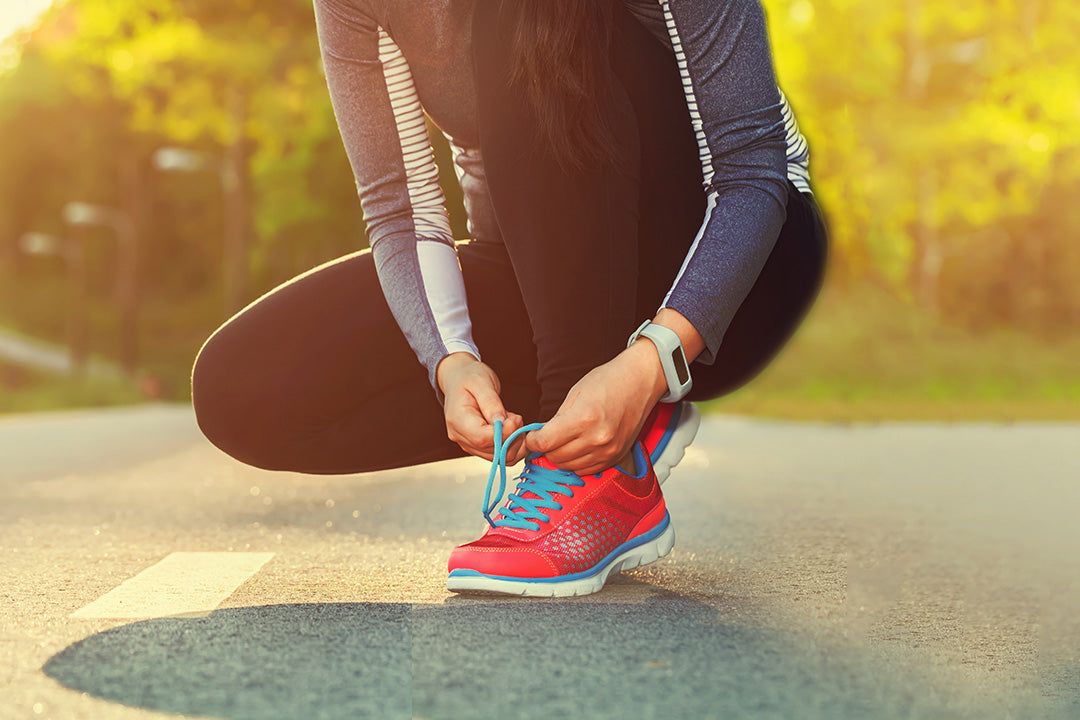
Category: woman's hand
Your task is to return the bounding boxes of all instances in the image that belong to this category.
[526,310,704,475]
[437,352,526,462]
[525,340,668,476]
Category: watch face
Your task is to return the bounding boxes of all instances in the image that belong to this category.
[672,346,689,384]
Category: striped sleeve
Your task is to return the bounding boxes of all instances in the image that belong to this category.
[314,0,478,392]
[656,0,808,363]
[780,89,812,194]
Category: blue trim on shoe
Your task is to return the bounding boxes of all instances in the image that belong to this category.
[614,440,649,479]
[448,512,670,584]
[649,403,683,464]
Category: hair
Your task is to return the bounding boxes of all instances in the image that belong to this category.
[505,0,622,172]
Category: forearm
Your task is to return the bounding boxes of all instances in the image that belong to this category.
[373,234,479,391]
[662,185,787,363]
[315,1,477,391]
[656,0,791,362]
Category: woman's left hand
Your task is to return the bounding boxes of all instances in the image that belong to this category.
[525,340,668,476]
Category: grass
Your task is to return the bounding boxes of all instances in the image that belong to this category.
[2,280,1078,420]
[711,280,1080,421]
[0,361,148,415]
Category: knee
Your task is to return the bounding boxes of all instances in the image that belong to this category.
[190,330,282,471]
[191,332,240,457]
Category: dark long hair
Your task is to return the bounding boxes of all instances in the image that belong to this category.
[505,0,622,172]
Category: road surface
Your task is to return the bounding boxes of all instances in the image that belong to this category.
[1,405,1078,719]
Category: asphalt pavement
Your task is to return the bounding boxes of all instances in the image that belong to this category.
[1,404,1078,719]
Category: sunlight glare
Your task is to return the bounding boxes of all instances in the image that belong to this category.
[0,0,58,42]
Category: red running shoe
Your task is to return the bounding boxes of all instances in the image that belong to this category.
[639,401,700,485]
[447,422,674,597]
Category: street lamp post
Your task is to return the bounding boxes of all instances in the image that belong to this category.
[18,231,89,374]
[61,202,139,375]
[152,143,250,318]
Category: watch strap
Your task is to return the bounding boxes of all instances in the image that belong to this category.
[627,320,692,403]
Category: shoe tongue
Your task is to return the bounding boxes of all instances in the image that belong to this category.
[529,452,560,472]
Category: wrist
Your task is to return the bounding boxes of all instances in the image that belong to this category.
[624,339,669,402]
[626,316,694,402]
[652,308,704,364]
[436,351,479,395]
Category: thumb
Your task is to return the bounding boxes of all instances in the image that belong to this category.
[526,415,562,454]
[471,381,507,426]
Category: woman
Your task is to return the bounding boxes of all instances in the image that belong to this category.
[192,0,827,596]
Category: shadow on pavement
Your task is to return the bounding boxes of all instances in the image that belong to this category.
[42,580,1059,720]
[45,602,412,720]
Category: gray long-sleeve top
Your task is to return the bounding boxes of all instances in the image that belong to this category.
[313,0,812,390]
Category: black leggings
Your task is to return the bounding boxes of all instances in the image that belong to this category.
[191,6,828,474]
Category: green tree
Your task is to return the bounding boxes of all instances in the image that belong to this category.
[764,0,1080,333]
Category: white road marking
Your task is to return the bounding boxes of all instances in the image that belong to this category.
[71,552,275,619]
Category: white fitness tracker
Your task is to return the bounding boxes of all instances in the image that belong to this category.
[626,319,692,403]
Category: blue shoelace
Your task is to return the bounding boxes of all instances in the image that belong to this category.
[482,420,585,531]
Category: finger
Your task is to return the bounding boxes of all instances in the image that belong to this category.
[527,413,585,455]
[445,419,488,457]
[502,413,531,463]
[476,413,530,464]
[498,412,522,444]
[470,381,507,426]
[505,447,528,466]
[457,443,495,462]
[532,417,622,465]
[452,422,496,456]
[543,430,630,471]
[496,412,522,438]
[449,424,498,460]
[447,387,503,446]
[455,413,529,460]
[506,445,529,465]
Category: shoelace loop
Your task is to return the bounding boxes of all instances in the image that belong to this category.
[482,420,585,531]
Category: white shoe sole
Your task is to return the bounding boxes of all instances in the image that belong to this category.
[652,401,701,486]
[446,520,676,598]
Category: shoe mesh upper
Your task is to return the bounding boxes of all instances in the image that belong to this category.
[534,497,631,574]
[464,492,642,575]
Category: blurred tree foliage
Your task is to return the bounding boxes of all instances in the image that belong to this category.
[0,0,1077,396]
[763,0,1080,335]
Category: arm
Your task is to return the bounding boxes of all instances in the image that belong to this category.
[313,0,478,389]
[529,0,793,472]
[315,0,520,456]
[657,0,791,364]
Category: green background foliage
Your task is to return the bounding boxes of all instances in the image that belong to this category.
[0,0,1077,417]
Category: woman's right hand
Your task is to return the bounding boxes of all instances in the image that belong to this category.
[437,352,525,462]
